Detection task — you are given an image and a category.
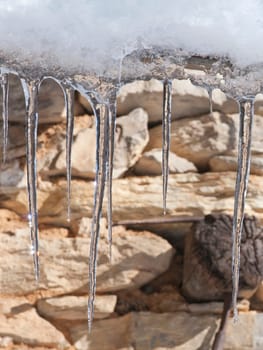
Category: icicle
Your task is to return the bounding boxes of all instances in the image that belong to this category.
[162,79,172,215]
[1,73,9,162]
[88,102,109,331]
[106,96,116,261]
[232,97,254,320]
[20,78,40,282]
[62,84,75,222]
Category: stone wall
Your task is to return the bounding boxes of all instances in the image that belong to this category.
[1,77,263,349]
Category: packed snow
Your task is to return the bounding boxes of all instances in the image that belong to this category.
[0,0,263,72]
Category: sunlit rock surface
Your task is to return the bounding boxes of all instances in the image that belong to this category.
[1,77,263,350]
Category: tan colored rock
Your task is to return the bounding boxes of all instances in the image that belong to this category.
[37,295,117,321]
[4,172,263,233]
[0,228,173,295]
[209,155,263,175]
[55,108,148,179]
[0,297,69,348]
[55,124,97,178]
[116,79,238,122]
[147,112,235,169]
[113,108,149,177]
[133,149,197,175]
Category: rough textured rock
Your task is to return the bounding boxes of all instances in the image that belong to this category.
[113,108,149,177]
[37,295,117,321]
[182,214,262,301]
[0,297,69,348]
[147,112,235,169]
[209,155,263,175]
[133,149,197,175]
[55,108,149,178]
[0,228,173,295]
[71,311,219,350]
[118,79,240,121]
[182,214,263,301]
[6,172,263,232]
[0,160,24,186]
[69,310,263,350]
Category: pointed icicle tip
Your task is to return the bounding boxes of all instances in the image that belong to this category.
[231,96,254,320]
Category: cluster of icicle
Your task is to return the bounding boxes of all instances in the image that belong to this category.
[0,67,254,328]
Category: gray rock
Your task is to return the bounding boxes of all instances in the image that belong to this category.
[70,311,263,350]
[71,311,218,350]
[133,149,197,176]
[37,295,117,321]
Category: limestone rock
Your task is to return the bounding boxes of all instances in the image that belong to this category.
[210,155,263,175]
[113,108,149,177]
[228,113,263,154]
[55,124,97,178]
[116,79,238,122]
[55,108,149,179]
[37,295,117,321]
[147,112,235,169]
[0,228,173,295]
[133,149,197,175]
[0,297,69,348]
[17,171,261,234]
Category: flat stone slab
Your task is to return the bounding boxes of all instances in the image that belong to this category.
[0,297,69,348]
[0,228,173,295]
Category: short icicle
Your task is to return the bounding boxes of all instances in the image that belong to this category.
[162,79,172,214]
[20,78,40,282]
[232,96,254,320]
[106,95,117,262]
[88,102,109,331]
[62,84,75,222]
[1,72,9,162]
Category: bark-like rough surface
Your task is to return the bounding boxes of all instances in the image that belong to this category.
[183,214,263,301]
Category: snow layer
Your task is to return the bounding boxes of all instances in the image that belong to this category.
[0,0,263,72]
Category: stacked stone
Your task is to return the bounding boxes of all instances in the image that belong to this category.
[1,77,263,349]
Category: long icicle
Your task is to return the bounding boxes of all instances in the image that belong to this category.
[107,95,116,261]
[1,73,9,162]
[88,102,108,331]
[162,79,172,215]
[21,78,40,282]
[62,84,75,222]
[232,96,254,320]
